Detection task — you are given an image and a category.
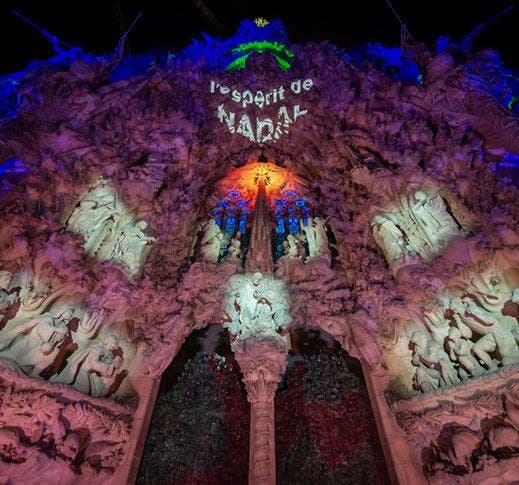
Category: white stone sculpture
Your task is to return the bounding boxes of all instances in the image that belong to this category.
[75,309,104,342]
[226,237,242,262]
[372,188,461,265]
[51,334,123,397]
[224,272,291,347]
[458,262,512,312]
[0,271,17,312]
[0,307,74,377]
[371,213,408,263]
[408,190,459,249]
[410,330,459,392]
[302,217,328,259]
[19,281,52,314]
[200,219,224,263]
[450,297,519,369]
[66,180,154,276]
[113,219,155,275]
[279,234,299,262]
[68,181,118,255]
[446,327,484,380]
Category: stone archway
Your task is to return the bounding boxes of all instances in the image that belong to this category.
[137,325,250,484]
[275,326,389,484]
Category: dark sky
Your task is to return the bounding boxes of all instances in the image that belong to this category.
[0,0,517,75]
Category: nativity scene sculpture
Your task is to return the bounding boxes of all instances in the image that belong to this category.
[372,188,461,267]
[224,272,292,348]
[66,179,155,276]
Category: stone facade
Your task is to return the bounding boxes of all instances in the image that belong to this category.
[0,17,517,484]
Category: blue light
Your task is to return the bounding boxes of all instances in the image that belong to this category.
[217,200,230,208]
[228,190,241,198]
[302,218,309,226]
[0,157,28,176]
[282,190,296,198]
[236,199,248,207]
[287,207,296,214]
[214,218,223,228]
[176,18,289,70]
[226,208,237,216]
[294,199,307,207]
[241,209,250,216]
[288,215,299,235]
[346,42,422,84]
[275,218,285,235]
[274,208,284,216]
[224,216,236,235]
[275,199,289,207]
[239,218,247,234]
[302,208,311,215]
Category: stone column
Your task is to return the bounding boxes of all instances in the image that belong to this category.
[234,339,288,485]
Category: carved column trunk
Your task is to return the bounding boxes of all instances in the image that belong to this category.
[234,339,287,485]
[246,180,274,274]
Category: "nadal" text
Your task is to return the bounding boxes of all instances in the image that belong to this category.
[210,78,314,144]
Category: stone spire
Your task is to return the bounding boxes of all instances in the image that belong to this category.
[246,179,274,274]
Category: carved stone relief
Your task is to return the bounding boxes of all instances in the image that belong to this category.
[223,272,292,348]
[394,376,519,482]
[66,179,155,277]
[0,360,133,482]
[384,260,519,398]
[0,273,135,398]
[372,188,461,267]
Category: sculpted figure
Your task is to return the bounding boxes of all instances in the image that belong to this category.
[68,183,118,255]
[410,331,459,392]
[450,297,519,369]
[51,334,123,397]
[200,219,224,263]
[75,309,103,342]
[252,297,277,338]
[0,307,74,376]
[371,213,407,263]
[226,237,242,262]
[278,234,301,264]
[224,273,291,345]
[303,217,328,258]
[409,190,459,248]
[460,262,510,312]
[113,219,154,274]
[19,281,52,313]
[446,327,484,380]
[0,271,17,312]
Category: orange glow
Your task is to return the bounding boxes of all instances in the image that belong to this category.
[219,162,294,203]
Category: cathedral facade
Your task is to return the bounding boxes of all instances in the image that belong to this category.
[0,18,518,484]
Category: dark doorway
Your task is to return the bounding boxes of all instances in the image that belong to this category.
[275,326,390,484]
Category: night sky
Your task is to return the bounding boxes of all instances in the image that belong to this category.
[0,0,517,75]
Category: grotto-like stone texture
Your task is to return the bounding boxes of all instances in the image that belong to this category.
[0,18,518,483]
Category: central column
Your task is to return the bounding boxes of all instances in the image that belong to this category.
[234,339,287,485]
[246,179,274,274]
